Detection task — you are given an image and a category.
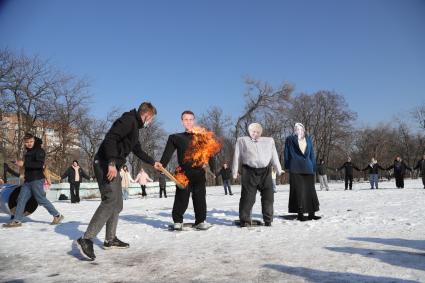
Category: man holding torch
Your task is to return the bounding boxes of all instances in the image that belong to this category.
[75,102,162,261]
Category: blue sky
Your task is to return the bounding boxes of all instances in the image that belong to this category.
[1,0,424,132]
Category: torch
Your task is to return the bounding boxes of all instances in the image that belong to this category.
[157,166,187,189]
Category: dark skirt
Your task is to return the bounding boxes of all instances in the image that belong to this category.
[289,173,320,214]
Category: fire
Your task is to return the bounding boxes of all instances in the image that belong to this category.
[173,127,221,189]
[174,166,189,188]
[183,127,222,167]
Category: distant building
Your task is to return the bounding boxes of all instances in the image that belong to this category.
[0,113,80,154]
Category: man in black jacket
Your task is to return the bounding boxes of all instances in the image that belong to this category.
[159,110,213,231]
[76,102,162,260]
[216,163,233,195]
[61,160,91,203]
[337,157,360,190]
[386,156,412,189]
[3,133,64,228]
[158,172,167,198]
[414,154,425,189]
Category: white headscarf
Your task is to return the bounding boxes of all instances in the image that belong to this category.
[294,123,305,140]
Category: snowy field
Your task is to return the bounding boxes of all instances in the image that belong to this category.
[1,179,424,283]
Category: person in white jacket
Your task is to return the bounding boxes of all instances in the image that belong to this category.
[120,165,134,200]
[134,168,153,198]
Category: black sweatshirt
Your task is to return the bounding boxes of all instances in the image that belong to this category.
[24,137,45,182]
[160,132,211,184]
[386,160,412,176]
[362,163,385,174]
[96,109,155,168]
[316,163,334,176]
[414,159,425,174]
[216,167,232,180]
[61,166,90,183]
[338,162,360,176]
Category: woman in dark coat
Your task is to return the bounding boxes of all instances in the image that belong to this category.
[284,123,320,221]
[386,156,412,189]
[61,160,90,203]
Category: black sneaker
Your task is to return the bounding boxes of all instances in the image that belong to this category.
[104,237,130,249]
[264,222,272,227]
[76,237,95,260]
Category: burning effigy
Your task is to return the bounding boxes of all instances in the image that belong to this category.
[158,126,221,189]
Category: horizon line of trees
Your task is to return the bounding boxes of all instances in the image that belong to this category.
[1,49,424,184]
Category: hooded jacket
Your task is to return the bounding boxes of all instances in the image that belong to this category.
[96,109,155,168]
[24,137,45,182]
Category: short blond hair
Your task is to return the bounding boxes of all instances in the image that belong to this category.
[248,123,263,135]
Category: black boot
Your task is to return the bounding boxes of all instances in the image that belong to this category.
[297,213,308,222]
[308,213,322,220]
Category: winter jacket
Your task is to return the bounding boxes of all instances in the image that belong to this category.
[362,163,385,174]
[24,137,45,182]
[386,160,412,177]
[338,162,360,176]
[61,166,90,183]
[158,174,166,188]
[134,171,153,186]
[96,109,155,168]
[120,170,134,188]
[284,135,316,175]
[216,167,232,181]
[414,159,425,175]
[316,163,329,176]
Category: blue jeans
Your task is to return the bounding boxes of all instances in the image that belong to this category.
[370,174,379,189]
[122,187,129,200]
[272,179,277,192]
[14,179,59,222]
[223,179,232,195]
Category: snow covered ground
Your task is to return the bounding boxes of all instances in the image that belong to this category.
[1,179,424,283]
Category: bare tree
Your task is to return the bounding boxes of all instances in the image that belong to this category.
[48,74,90,174]
[0,51,57,159]
[412,103,425,132]
[77,108,121,176]
[288,91,357,166]
[128,119,167,179]
[234,77,293,139]
[198,106,233,184]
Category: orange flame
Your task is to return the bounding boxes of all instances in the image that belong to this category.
[174,166,189,188]
[183,127,222,167]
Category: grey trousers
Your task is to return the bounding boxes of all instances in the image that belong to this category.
[84,160,123,241]
[318,174,329,190]
[239,165,274,223]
